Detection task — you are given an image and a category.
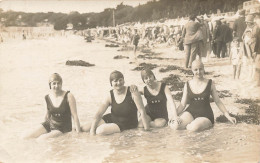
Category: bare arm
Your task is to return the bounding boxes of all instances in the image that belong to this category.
[44,97,50,121]
[211,81,236,124]
[177,82,188,115]
[67,93,81,133]
[130,84,144,95]
[90,93,110,135]
[164,85,178,120]
[130,88,150,130]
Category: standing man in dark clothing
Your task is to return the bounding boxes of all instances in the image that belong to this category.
[221,20,233,58]
[213,20,224,58]
[233,10,247,45]
[182,14,203,68]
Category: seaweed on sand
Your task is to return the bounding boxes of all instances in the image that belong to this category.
[117,46,134,51]
[66,60,95,67]
[161,74,184,91]
[105,44,119,47]
[113,55,129,59]
[159,65,180,72]
[209,90,232,102]
[132,63,158,71]
[216,98,260,125]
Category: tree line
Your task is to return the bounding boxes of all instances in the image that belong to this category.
[0,0,247,30]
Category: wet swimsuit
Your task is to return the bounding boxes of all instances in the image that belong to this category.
[144,83,168,121]
[42,91,72,133]
[186,80,214,124]
[102,87,138,131]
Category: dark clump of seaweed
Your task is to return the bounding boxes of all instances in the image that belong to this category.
[140,48,153,54]
[132,63,158,71]
[161,74,184,91]
[209,90,232,102]
[113,55,129,59]
[216,98,260,125]
[66,60,95,67]
[105,44,119,47]
[179,68,193,75]
[159,65,180,72]
[117,46,134,51]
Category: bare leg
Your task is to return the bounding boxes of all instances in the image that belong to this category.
[81,119,105,132]
[138,115,151,128]
[150,118,167,128]
[233,65,237,79]
[22,125,48,139]
[186,117,213,132]
[237,64,241,79]
[96,123,120,135]
[37,130,63,141]
[170,111,194,130]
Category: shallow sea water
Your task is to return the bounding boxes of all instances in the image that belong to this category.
[0,35,259,163]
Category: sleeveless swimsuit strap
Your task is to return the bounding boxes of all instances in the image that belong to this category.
[187,80,212,95]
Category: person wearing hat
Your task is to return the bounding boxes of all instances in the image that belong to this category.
[23,73,81,139]
[182,14,203,68]
[82,70,150,135]
[242,14,257,81]
[233,10,247,44]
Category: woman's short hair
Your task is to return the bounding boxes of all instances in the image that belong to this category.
[109,70,124,86]
[141,68,156,83]
[49,73,62,89]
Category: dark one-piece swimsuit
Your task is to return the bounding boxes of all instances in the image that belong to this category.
[42,91,72,133]
[186,79,215,124]
[102,87,138,131]
[144,83,168,121]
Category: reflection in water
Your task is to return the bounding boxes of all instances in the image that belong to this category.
[0,36,259,162]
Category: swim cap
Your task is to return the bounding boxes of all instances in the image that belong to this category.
[141,68,156,83]
[191,58,204,70]
[109,70,124,86]
[49,73,62,89]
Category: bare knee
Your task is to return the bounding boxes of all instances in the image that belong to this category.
[81,123,92,132]
[186,123,200,132]
[96,126,106,135]
[152,118,166,128]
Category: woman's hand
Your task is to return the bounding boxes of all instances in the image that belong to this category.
[130,85,138,93]
[168,116,182,125]
[224,112,237,124]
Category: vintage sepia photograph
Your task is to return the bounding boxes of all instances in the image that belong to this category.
[0,0,259,162]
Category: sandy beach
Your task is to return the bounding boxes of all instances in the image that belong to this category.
[0,35,259,162]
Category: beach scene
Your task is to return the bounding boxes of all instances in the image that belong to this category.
[0,0,260,162]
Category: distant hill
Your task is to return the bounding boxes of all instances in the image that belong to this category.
[0,0,248,29]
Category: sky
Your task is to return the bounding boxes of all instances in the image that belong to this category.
[0,0,151,13]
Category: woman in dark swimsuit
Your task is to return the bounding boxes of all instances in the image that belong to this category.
[137,69,181,128]
[170,59,236,131]
[23,73,81,139]
[82,70,150,135]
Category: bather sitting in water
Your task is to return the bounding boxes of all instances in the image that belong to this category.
[81,70,150,135]
[23,73,81,139]
[170,59,236,131]
[135,68,181,128]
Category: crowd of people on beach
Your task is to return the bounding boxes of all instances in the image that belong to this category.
[91,7,260,87]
